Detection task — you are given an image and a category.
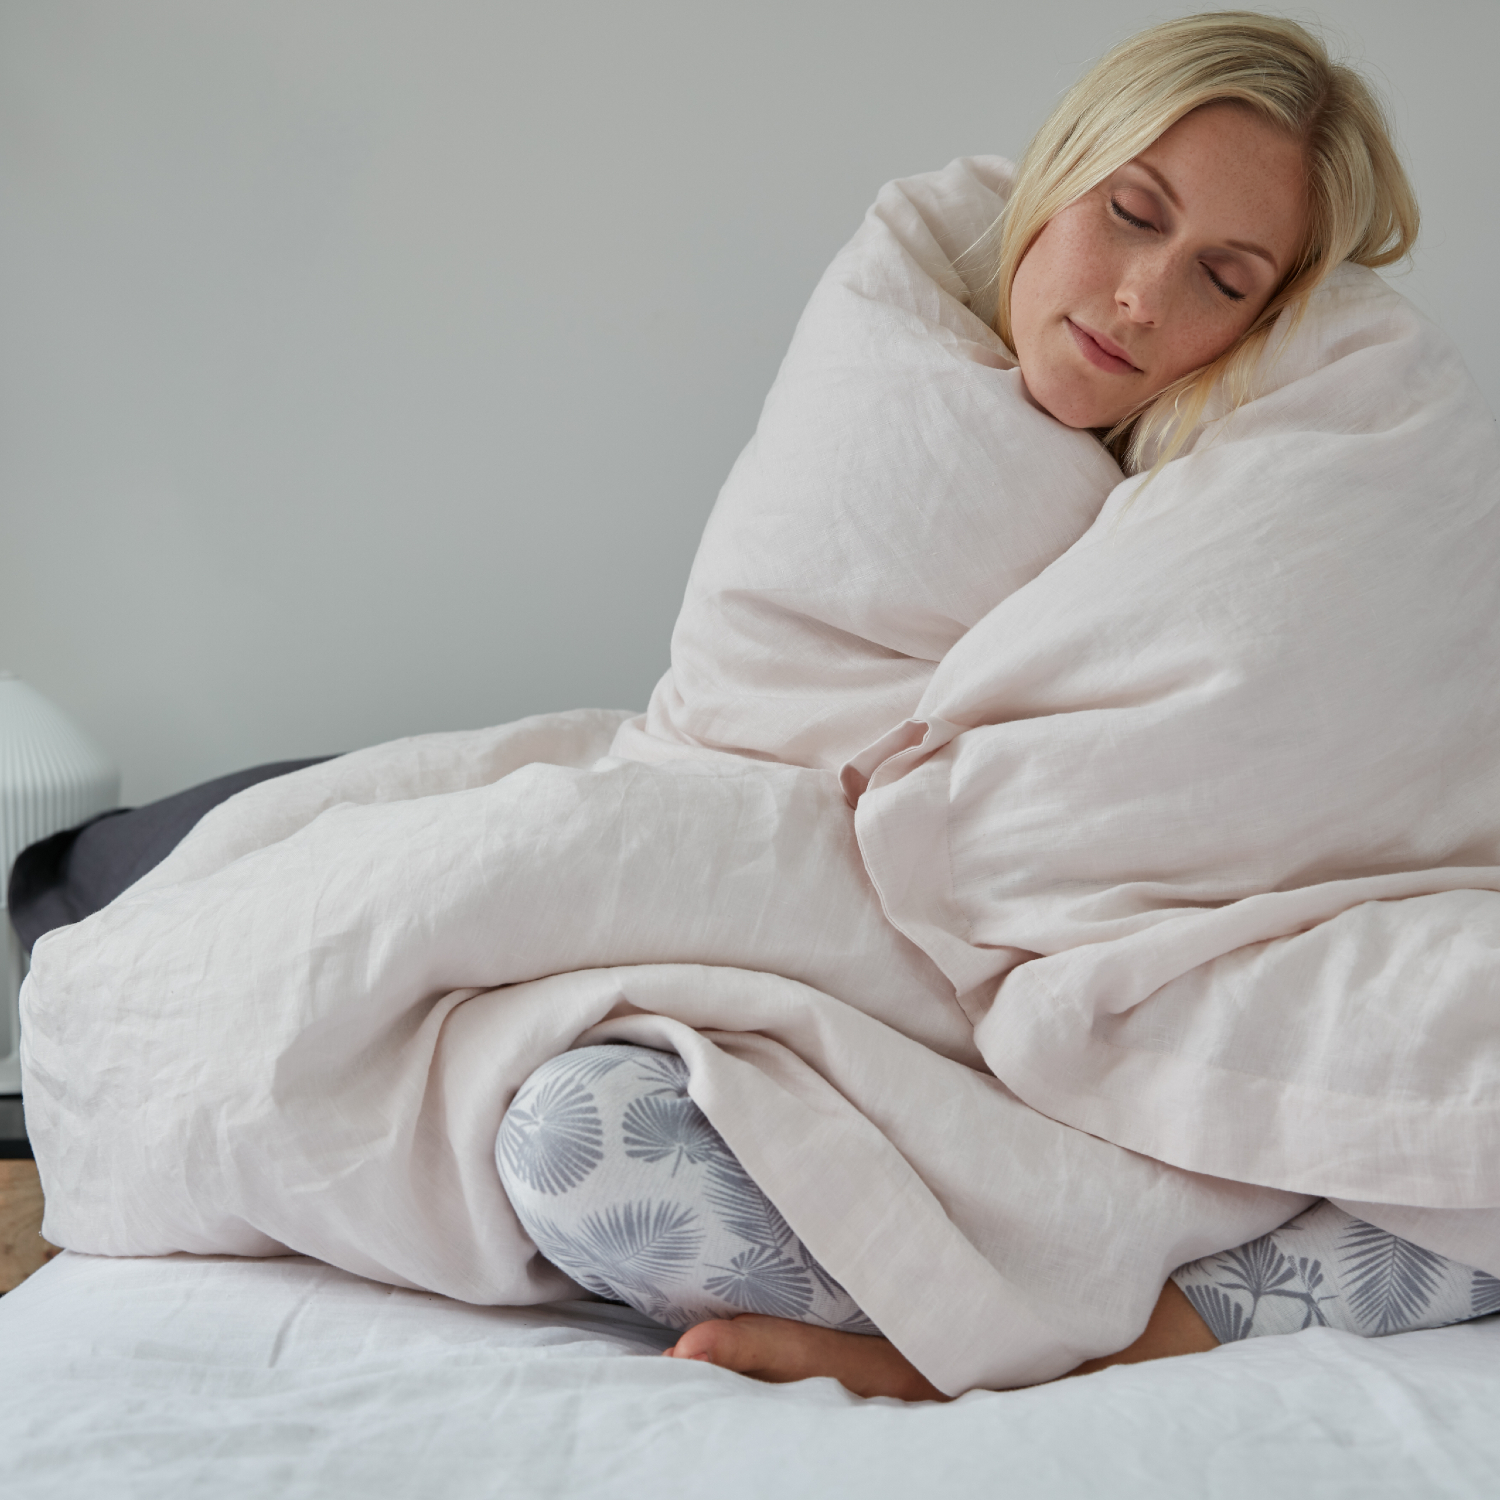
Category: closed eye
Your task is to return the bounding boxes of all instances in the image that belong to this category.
[1202,263,1247,302]
[1111,194,1248,302]
[1110,197,1155,232]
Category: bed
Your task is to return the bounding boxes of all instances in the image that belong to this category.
[1,1249,1497,1498]
[9,151,1500,1493]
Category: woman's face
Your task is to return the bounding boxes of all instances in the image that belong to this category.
[1009,102,1308,431]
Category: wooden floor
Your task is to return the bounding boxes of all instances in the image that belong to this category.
[0,1160,59,1293]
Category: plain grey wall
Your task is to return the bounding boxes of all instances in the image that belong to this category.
[3,0,1497,803]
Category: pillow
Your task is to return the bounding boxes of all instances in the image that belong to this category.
[7,759,334,955]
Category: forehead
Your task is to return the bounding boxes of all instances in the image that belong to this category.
[1131,103,1307,255]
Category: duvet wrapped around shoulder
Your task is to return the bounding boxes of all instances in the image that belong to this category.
[22,158,1500,1395]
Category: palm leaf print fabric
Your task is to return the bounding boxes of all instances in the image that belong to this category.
[1172,1200,1497,1343]
[504,1057,1500,1351]
[496,1045,878,1335]
[497,1063,614,1195]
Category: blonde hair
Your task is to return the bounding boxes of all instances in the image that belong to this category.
[977,12,1418,472]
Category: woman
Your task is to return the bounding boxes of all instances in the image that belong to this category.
[26,12,1500,1402]
[494,13,1495,1399]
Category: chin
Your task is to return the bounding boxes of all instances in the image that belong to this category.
[1032,385,1117,431]
[1014,364,1110,435]
[1019,362,1120,431]
[1056,405,1116,431]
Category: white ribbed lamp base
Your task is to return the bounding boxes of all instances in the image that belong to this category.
[0,923,22,1094]
[1,674,120,1097]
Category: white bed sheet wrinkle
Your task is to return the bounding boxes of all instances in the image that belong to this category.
[1,1255,1498,1500]
[21,157,1500,1395]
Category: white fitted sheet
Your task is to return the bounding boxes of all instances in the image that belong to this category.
[1,1251,1497,1499]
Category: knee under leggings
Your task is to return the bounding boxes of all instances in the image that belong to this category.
[498,1045,1500,1346]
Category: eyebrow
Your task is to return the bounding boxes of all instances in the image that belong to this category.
[1225,237,1279,270]
[1135,159,1183,210]
[1130,160,1281,272]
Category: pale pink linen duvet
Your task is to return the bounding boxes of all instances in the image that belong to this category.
[22,159,1500,1394]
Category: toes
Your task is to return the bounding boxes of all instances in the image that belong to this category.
[670,1318,742,1367]
[661,1317,947,1402]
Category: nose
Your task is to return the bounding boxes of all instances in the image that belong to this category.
[1114,251,1173,326]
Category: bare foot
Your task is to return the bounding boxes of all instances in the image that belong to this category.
[663,1283,1216,1399]
[664,1315,948,1402]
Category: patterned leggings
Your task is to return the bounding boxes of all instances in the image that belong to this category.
[497,1045,1500,1346]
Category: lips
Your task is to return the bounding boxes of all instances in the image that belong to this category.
[1066,319,1141,375]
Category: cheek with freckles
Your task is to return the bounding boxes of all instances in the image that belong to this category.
[1008,214,1144,430]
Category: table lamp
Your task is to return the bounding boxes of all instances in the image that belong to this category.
[0,673,119,1095]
